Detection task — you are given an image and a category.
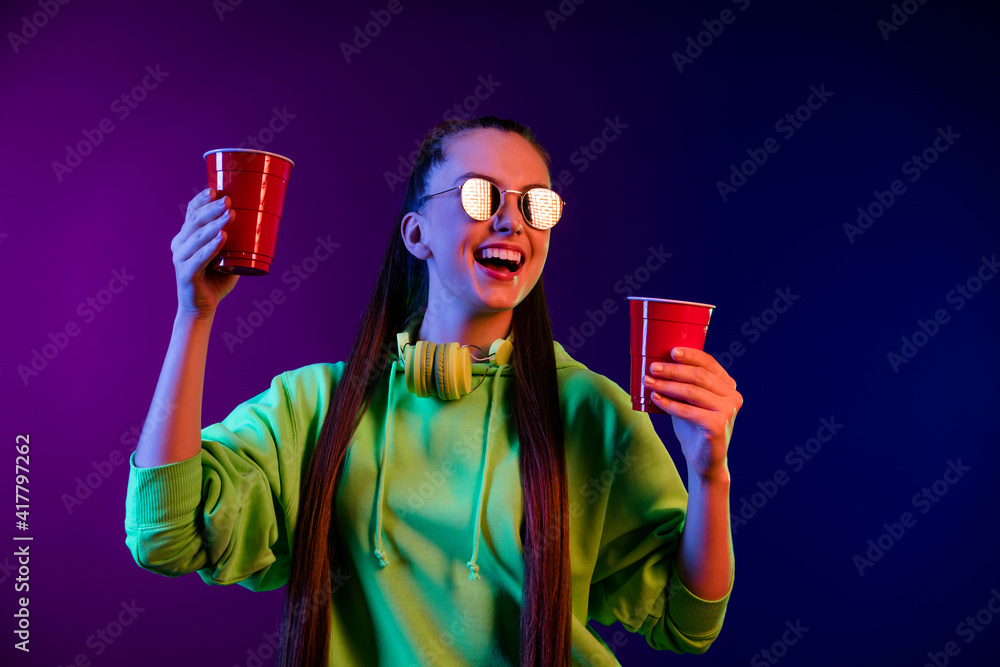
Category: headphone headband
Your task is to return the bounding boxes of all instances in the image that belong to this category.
[395,316,514,400]
[396,330,513,367]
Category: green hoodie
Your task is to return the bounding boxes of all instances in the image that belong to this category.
[124,316,733,665]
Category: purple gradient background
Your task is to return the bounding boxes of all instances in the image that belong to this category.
[3,0,999,665]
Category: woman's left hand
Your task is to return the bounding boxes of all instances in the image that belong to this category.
[644,347,743,481]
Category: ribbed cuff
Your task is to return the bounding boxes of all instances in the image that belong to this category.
[666,556,734,637]
[124,450,203,528]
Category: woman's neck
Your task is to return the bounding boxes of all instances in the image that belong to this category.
[417,308,513,359]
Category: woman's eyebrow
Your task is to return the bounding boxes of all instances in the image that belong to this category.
[452,171,550,190]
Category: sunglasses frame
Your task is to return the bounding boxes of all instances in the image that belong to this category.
[420,177,566,230]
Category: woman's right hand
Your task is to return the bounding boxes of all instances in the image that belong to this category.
[172,187,240,319]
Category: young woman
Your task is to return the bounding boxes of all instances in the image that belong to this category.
[125,116,741,666]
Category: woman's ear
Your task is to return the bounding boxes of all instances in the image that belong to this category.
[401,211,432,260]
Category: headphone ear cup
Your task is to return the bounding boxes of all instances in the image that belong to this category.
[421,341,436,398]
[435,342,472,400]
[404,343,417,395]
[455,346,472,396]
[403,338,475,401]
[407,340,436,398]
[434,343,448,400]
[489,339,513,366]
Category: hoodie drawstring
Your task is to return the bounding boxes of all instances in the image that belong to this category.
[373,356,510,583]
[466,360,507,580]
[373,359,397,568]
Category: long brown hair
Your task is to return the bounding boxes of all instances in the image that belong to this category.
[276,116,571,666]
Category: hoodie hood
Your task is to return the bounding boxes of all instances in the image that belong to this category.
[371,311,586,581]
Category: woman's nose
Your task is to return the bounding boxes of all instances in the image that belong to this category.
[493,193,524,231]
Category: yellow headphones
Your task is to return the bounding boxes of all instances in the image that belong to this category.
[395,327,514,400]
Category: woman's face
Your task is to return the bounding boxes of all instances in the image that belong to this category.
[402,128,552,318]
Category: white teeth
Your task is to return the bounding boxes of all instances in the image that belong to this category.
[479,247,522,264]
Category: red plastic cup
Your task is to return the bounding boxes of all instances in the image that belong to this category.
[628,297,715,414]
[204,149,294,275]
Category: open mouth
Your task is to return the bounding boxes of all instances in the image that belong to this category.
[473,248,524,274]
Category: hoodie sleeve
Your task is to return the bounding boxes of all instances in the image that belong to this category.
[124,363,336,592]
[585,377,733,655]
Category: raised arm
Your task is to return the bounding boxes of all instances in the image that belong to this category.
[133,312,214,467]
[643,346,742,599]
[676,467,733,600]
[134,187,237,467]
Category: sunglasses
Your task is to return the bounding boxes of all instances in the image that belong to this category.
[420,177,566,230]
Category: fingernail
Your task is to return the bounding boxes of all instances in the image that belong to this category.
[651,363,663,373]
[672,348,684,358]
[644,375,654,385]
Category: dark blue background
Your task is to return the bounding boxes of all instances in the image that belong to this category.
[2,0,998,665]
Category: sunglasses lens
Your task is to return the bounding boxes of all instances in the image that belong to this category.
[524,188,562,230]
[461,178,498,221]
